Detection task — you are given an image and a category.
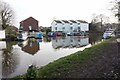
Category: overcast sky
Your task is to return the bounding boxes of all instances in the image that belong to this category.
[3,0,115,27]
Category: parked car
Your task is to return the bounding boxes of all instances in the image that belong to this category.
[103,30,115,39]
[67,32,74,36]
[62,32,66,36]
[47,32,56,37]
[56,32,62,36]
[74,32,81,36]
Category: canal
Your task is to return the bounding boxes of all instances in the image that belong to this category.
[0,34,102,78]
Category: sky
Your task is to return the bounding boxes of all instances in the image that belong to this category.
[3,0,116,28]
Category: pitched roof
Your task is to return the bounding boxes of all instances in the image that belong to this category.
[20,17,38,23]
[62,20,69,23]
[77,20,88,23]
[54,20,62,23]
[53,20,88,24]
[69,20,77,23]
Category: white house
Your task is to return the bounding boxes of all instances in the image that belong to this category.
[51,20,63,32]
[61,20,70,33]
[51,20,89,33]
[76,20,89,32]
[69,20,79,32]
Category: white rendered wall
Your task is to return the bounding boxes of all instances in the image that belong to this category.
[0,30,5,39]
[80,23,89,31]
[51,21,63,32]
[63,23,70,33]
[72,23,78,31]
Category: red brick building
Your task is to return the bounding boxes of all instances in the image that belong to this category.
[19,17,39,31]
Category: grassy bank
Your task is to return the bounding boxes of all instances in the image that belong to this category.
[16,38,116,78]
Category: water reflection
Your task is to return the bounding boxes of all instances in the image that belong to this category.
[18,38,41,55]
[0,34,102,78]
[52,36,89,49]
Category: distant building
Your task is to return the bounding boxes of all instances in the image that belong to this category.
[51,20,89,33]
[11,26,18,32]
[19,17,39,32]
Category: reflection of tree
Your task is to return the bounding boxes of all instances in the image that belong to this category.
[2,41,18,78]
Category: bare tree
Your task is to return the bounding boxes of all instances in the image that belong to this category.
[91,14,110,32]
[111,0,120,30]
[0,1,14,30]
[111,0,120,15]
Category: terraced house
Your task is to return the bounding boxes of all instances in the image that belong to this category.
[51,20,89,33]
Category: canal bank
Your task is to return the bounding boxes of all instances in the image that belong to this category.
[15,37,120,78]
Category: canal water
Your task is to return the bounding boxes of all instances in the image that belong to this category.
[0,34,102,78]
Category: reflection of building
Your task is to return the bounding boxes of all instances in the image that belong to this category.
[52,36,89,49]
[22,39,40,55]
[0,41,6,50]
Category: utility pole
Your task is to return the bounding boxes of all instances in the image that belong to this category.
[100,17,103,32]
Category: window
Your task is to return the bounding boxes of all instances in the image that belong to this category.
[55,27,57,30]
[62,27,65,30]
[70,27,73,30]
[71,39,73,42]
[29,26,32,30]
[70,23,72,25]
[78,27,80,29]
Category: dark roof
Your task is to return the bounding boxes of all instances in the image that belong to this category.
[77,20,88,23]
[54,20,62,23]
[20,17,38,23]
[62,20,69,23]
[69,20,77,23]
